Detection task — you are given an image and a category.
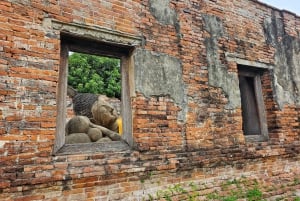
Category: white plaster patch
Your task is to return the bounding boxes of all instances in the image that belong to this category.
[0,141,8,148]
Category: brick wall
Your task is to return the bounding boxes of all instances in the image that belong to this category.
[1,0,300,200]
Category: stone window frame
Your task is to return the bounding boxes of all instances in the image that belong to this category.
[51,21,141,154]
[237,65,269,142]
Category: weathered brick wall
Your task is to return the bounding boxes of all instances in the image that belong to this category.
[1,0,300,200]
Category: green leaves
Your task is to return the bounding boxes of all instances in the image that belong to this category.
[68,52,121,98]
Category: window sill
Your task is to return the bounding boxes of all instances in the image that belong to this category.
[54,141,130,155]
[245,135,268,142]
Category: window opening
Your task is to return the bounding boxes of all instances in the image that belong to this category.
[66,52,122,144]
[238,75,260,135]
[238,65,268,140]
[54,34,133,153]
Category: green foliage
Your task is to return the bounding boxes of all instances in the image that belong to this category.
[68,52,121,98]
[140,171,154,184]
[207,190,239,201]
[294,178,300,185]
[147,193,154,201]
[246,187,263,201]
[223,196,238,201]
[144,177,300,201]
[145,178,266,201]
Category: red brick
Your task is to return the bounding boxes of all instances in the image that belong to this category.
[1,0,300,200]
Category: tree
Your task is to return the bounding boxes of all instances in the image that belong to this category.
[68,52,121,98]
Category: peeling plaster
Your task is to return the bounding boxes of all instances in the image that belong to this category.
[203,15,241,109]
[134,49,187,121]
[263,12,300,108]
[149,0,177,26]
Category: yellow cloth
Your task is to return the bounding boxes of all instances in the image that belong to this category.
[117,117,122,135]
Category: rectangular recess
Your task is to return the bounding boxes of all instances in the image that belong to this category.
[238,65,269,141]
[53,33,134,154]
